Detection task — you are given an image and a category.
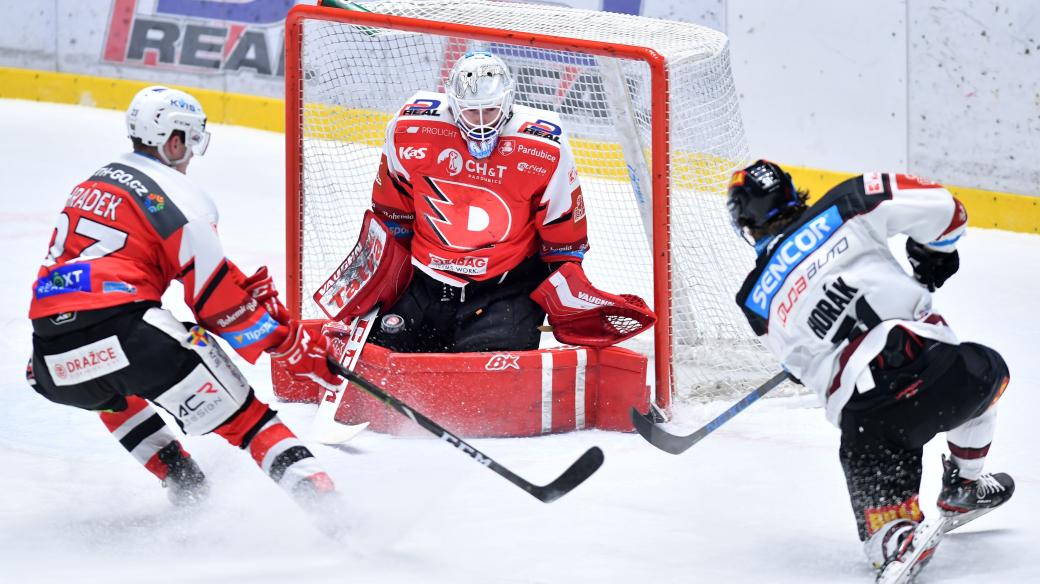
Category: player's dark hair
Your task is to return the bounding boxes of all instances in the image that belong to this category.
[747,188,810,240]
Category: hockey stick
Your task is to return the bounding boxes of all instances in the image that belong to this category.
[326,359,605,503]
[630,371,791,455]
[309,306,378,444]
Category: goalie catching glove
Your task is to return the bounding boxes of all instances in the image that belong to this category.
[530,262,656,348]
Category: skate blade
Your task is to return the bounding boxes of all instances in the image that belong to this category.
[311,420,369,444]
[940,506,995,533]
[876,517,949,584]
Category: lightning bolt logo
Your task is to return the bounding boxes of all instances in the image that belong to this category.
[423,177,512,251]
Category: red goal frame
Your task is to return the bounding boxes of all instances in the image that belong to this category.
[283,4,675,409]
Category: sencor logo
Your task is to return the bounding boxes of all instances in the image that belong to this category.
[746,206,844,318]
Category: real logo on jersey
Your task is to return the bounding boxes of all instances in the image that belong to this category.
[519,119,562,143]
[401,99,442,116]
[35,264,92,299]
[398,146,428,160]
[746,205,844,318]
[423,177,513,251]
[438,148,464,176]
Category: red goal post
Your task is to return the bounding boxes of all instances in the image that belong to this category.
[284,1,775,410]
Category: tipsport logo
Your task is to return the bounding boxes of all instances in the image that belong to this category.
[102,0,301,77]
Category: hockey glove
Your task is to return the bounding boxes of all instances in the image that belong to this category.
[270,321,342,391]
[243,266,290,324]
[906,238,959,292]
[530,262,656,348]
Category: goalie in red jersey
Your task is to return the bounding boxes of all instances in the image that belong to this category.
[346,51,655,352]
[26,86,342,531]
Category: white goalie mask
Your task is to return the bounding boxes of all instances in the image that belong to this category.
[126,85,210,166]
[446,51,515,159]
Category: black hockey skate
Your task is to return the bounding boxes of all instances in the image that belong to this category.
[158,442,209,506]
[937,454,1014,533]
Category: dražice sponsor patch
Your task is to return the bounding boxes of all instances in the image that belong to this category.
[43,335,130,386]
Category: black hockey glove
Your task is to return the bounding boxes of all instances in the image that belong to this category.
[906,238,959,292]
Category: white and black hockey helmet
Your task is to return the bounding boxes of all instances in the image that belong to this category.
[126,85,210,166]
[446,51,516,159]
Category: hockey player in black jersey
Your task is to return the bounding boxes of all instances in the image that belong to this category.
[728,161,1014,582]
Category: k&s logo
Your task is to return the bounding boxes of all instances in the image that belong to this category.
[399,146,428,160]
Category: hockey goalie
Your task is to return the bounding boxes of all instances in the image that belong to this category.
[327,51,656,353]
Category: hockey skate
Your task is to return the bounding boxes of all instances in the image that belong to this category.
[158,442,210,506]
[937,454,1014,533]
[875,517,949,584]
[292,473,348,539]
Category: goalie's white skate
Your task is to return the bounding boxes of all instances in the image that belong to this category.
[875,517,950,584]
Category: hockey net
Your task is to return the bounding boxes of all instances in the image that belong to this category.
[285,0,778,408]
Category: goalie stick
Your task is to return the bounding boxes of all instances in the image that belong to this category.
[325,359,605,503]
[309,307,378,444]
[631,371,791,455]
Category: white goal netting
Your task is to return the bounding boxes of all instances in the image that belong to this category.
[290,0,778,404]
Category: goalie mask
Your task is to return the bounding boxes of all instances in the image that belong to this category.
[127,85,210,166]
[446,51,515,159]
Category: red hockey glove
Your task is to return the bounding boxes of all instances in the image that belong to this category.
[530,262,656,348]
[270,321,342,390]
[243,266,290,324]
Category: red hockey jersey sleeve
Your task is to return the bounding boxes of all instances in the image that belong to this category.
[371,118,417,246]
[533,134,588,263]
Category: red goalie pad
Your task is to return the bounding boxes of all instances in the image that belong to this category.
[312,210,413,321]
[530,262,656,348]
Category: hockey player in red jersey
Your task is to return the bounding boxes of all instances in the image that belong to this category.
[354,51,654,352]
[27,86,342,522]
[728,161,1014,582]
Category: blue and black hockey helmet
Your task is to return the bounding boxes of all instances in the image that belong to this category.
[726,160,800,233]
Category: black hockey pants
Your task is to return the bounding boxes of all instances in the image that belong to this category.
[369,254,552,353]
[838,327,1009,540]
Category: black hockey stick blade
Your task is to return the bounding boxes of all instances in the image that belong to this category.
[631,371,791,455]
[326,359,604,503]
[521,445,604,503]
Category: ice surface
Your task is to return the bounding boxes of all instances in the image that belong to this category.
[1,100,1036,584]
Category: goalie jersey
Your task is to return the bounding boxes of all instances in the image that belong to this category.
[735,173,968,425]
[371,90,588,285]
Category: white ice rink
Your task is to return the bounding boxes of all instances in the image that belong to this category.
[1,100,1037,584]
